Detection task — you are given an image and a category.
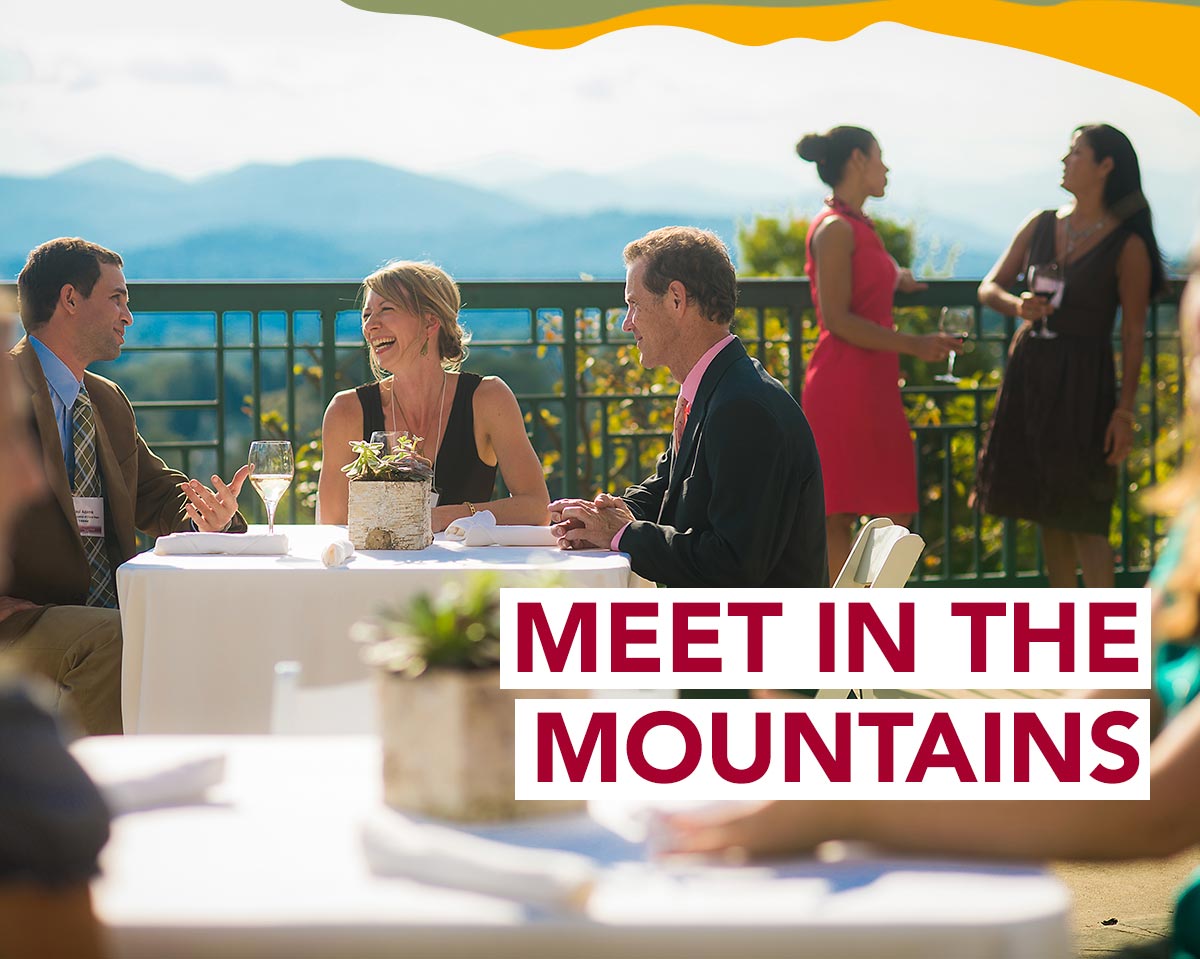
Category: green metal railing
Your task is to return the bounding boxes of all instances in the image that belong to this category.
[2,278,1182,586]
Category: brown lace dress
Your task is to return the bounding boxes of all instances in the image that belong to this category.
[974,210,1129,535]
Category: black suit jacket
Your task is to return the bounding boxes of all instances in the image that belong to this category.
[619,338,827,588]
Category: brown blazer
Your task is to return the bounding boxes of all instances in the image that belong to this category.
[8,337,200,606]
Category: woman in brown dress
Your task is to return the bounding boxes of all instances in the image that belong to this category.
[974,124,1165,586]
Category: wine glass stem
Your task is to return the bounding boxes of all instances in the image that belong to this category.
[947,352,957,378]
[266,503,276,535]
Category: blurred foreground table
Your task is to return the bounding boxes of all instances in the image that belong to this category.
[74,736,1072,959]
[117,525,648,733]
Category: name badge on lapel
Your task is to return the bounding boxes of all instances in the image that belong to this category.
[73,496,105,538]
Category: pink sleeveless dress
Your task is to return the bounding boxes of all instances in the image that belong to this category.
[802,202,918,516]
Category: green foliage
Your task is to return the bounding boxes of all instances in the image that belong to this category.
[737,216,810,277]
[737,211,915,277]
[353,573,505,678]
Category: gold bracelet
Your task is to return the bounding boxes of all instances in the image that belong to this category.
[1112,409,1136,423]
[465,501,477,516]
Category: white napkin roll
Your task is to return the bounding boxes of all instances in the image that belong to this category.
[321,538,356,567]
[96,753,227,816]
[444,510,558,547]
[486,526,559,547]
[444,509,498,542]
[154,532,289,556]
[361,810,596,912]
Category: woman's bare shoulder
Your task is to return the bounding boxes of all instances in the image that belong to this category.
[324,385,367,424]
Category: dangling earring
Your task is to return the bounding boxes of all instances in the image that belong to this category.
[419,336,430,357]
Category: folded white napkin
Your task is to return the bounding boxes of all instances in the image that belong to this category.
[444,509,497,541]
[321,538,356,567]
[444,510,558,548]
[361,809,596,912]
[94,753,227,816]
[154,532,289,556]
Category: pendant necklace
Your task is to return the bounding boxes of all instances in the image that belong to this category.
[1062,211,1108,268]
[390,369,448,485]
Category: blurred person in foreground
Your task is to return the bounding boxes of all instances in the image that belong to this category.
[5,238,250,735]
[973,124,1165,587]
[0,304,112,958]
[549,226,827,588]
[318,260,549,530]
[665,256,1200,959]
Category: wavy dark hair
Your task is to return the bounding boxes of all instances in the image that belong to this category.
[623,227,737,326]
[1075,123,1166,298]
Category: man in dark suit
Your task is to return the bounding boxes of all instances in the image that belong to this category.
[2,238,250,734]
[550,226,827,588]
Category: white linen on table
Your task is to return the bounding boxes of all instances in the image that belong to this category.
[73,736,1074,959]
[444,510,558,547]
[154,531,289,556]
[117,525,651,734]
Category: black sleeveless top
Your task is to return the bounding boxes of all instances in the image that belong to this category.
[355,373,498,507]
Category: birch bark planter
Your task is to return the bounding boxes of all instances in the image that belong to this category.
[378,668,585,822]
[348,478,433,550]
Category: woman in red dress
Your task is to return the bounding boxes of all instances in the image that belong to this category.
[799,126,957,582]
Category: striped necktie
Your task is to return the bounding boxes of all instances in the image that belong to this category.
[73,388,117,608]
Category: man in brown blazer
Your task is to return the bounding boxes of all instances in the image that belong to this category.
[2,238,251,734]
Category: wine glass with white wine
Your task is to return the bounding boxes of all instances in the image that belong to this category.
[935,307,974,384]
[247,440,294,534]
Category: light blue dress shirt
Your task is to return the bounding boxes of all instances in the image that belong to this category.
[28,335,82,486]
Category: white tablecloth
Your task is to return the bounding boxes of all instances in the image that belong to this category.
[74,736,1072,959]
[117,525,650,734]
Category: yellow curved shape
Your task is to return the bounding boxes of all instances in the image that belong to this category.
[504,1,1200,115]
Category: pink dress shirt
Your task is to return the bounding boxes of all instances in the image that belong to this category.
[610,333,736,550]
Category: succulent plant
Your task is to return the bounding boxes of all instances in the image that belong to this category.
[341,438,433,483]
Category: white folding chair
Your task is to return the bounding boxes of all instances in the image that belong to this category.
[817,518,925,701]
[269,661,378,735]
[832,517,926,589]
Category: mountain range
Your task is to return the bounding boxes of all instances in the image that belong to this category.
[0,156,1192,282]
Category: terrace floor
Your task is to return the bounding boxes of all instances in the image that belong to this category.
[1061,847,1200,957]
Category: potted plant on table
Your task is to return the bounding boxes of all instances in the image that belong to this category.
[342,437,434,550]
[355,572,583,822]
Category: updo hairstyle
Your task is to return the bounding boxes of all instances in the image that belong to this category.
[796,126,877,188]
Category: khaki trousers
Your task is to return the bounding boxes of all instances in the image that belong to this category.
[0,605,123,735]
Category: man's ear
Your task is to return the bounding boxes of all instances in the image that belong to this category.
[667,279,688,314]
[60,284,79,312]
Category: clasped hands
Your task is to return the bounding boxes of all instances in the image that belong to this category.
[181,464,251,532]
[549,493,635,551]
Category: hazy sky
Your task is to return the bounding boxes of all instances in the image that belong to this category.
[2,0,1197,225]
